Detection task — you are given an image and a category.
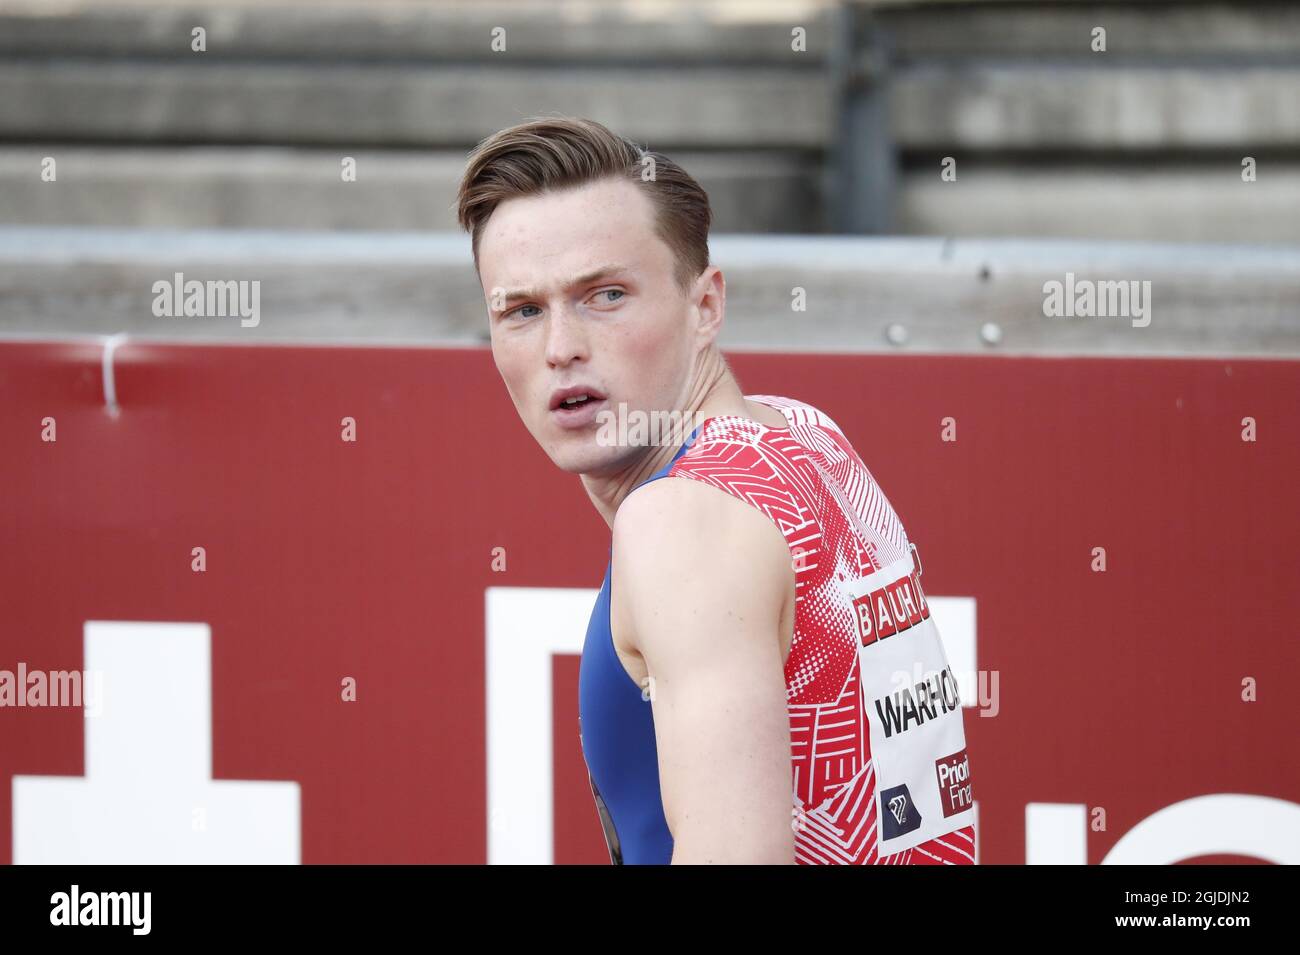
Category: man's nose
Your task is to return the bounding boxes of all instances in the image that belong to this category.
[544,306,589,367]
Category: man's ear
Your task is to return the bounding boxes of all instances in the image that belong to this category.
[692,265,725,345]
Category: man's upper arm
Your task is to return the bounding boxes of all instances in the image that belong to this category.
[611,476,796,864]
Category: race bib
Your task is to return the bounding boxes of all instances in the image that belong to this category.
[844,547,975,855]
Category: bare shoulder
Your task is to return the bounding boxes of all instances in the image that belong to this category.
[612,474,789,576]
[610,475,792,648]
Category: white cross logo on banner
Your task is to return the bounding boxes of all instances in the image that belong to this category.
[12,620,301,864]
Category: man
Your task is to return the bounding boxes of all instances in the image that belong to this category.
[457,117,976,865]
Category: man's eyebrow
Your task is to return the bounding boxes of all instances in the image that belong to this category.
[496,265,630,307]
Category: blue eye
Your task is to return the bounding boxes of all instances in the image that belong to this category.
[596,289,625,304]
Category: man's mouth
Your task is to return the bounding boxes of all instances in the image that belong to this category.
[549,385,608,410]
[549,387,609,430]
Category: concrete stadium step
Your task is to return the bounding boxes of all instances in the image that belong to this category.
[0,60,829,148]
[0,59,826,147]
[1,228,1295,357]
[895,163,1300,243]
[891,66,1300,150]
[0,147,822,232]
[0,0,834,63]
[7,59,1298,151]
[7,146,1296,242]
[879,1,1300,57]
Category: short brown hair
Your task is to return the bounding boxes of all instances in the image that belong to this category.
[456,116,712,294]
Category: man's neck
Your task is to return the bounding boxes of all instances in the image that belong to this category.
[581,356,750,529]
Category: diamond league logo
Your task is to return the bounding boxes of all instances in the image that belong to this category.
[880,784,923,839]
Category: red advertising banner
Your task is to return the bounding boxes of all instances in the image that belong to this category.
[1,341,1297,864]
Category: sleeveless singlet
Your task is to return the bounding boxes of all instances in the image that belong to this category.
[577,395,976,865]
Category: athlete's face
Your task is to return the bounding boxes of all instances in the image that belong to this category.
[478,176,714,475]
